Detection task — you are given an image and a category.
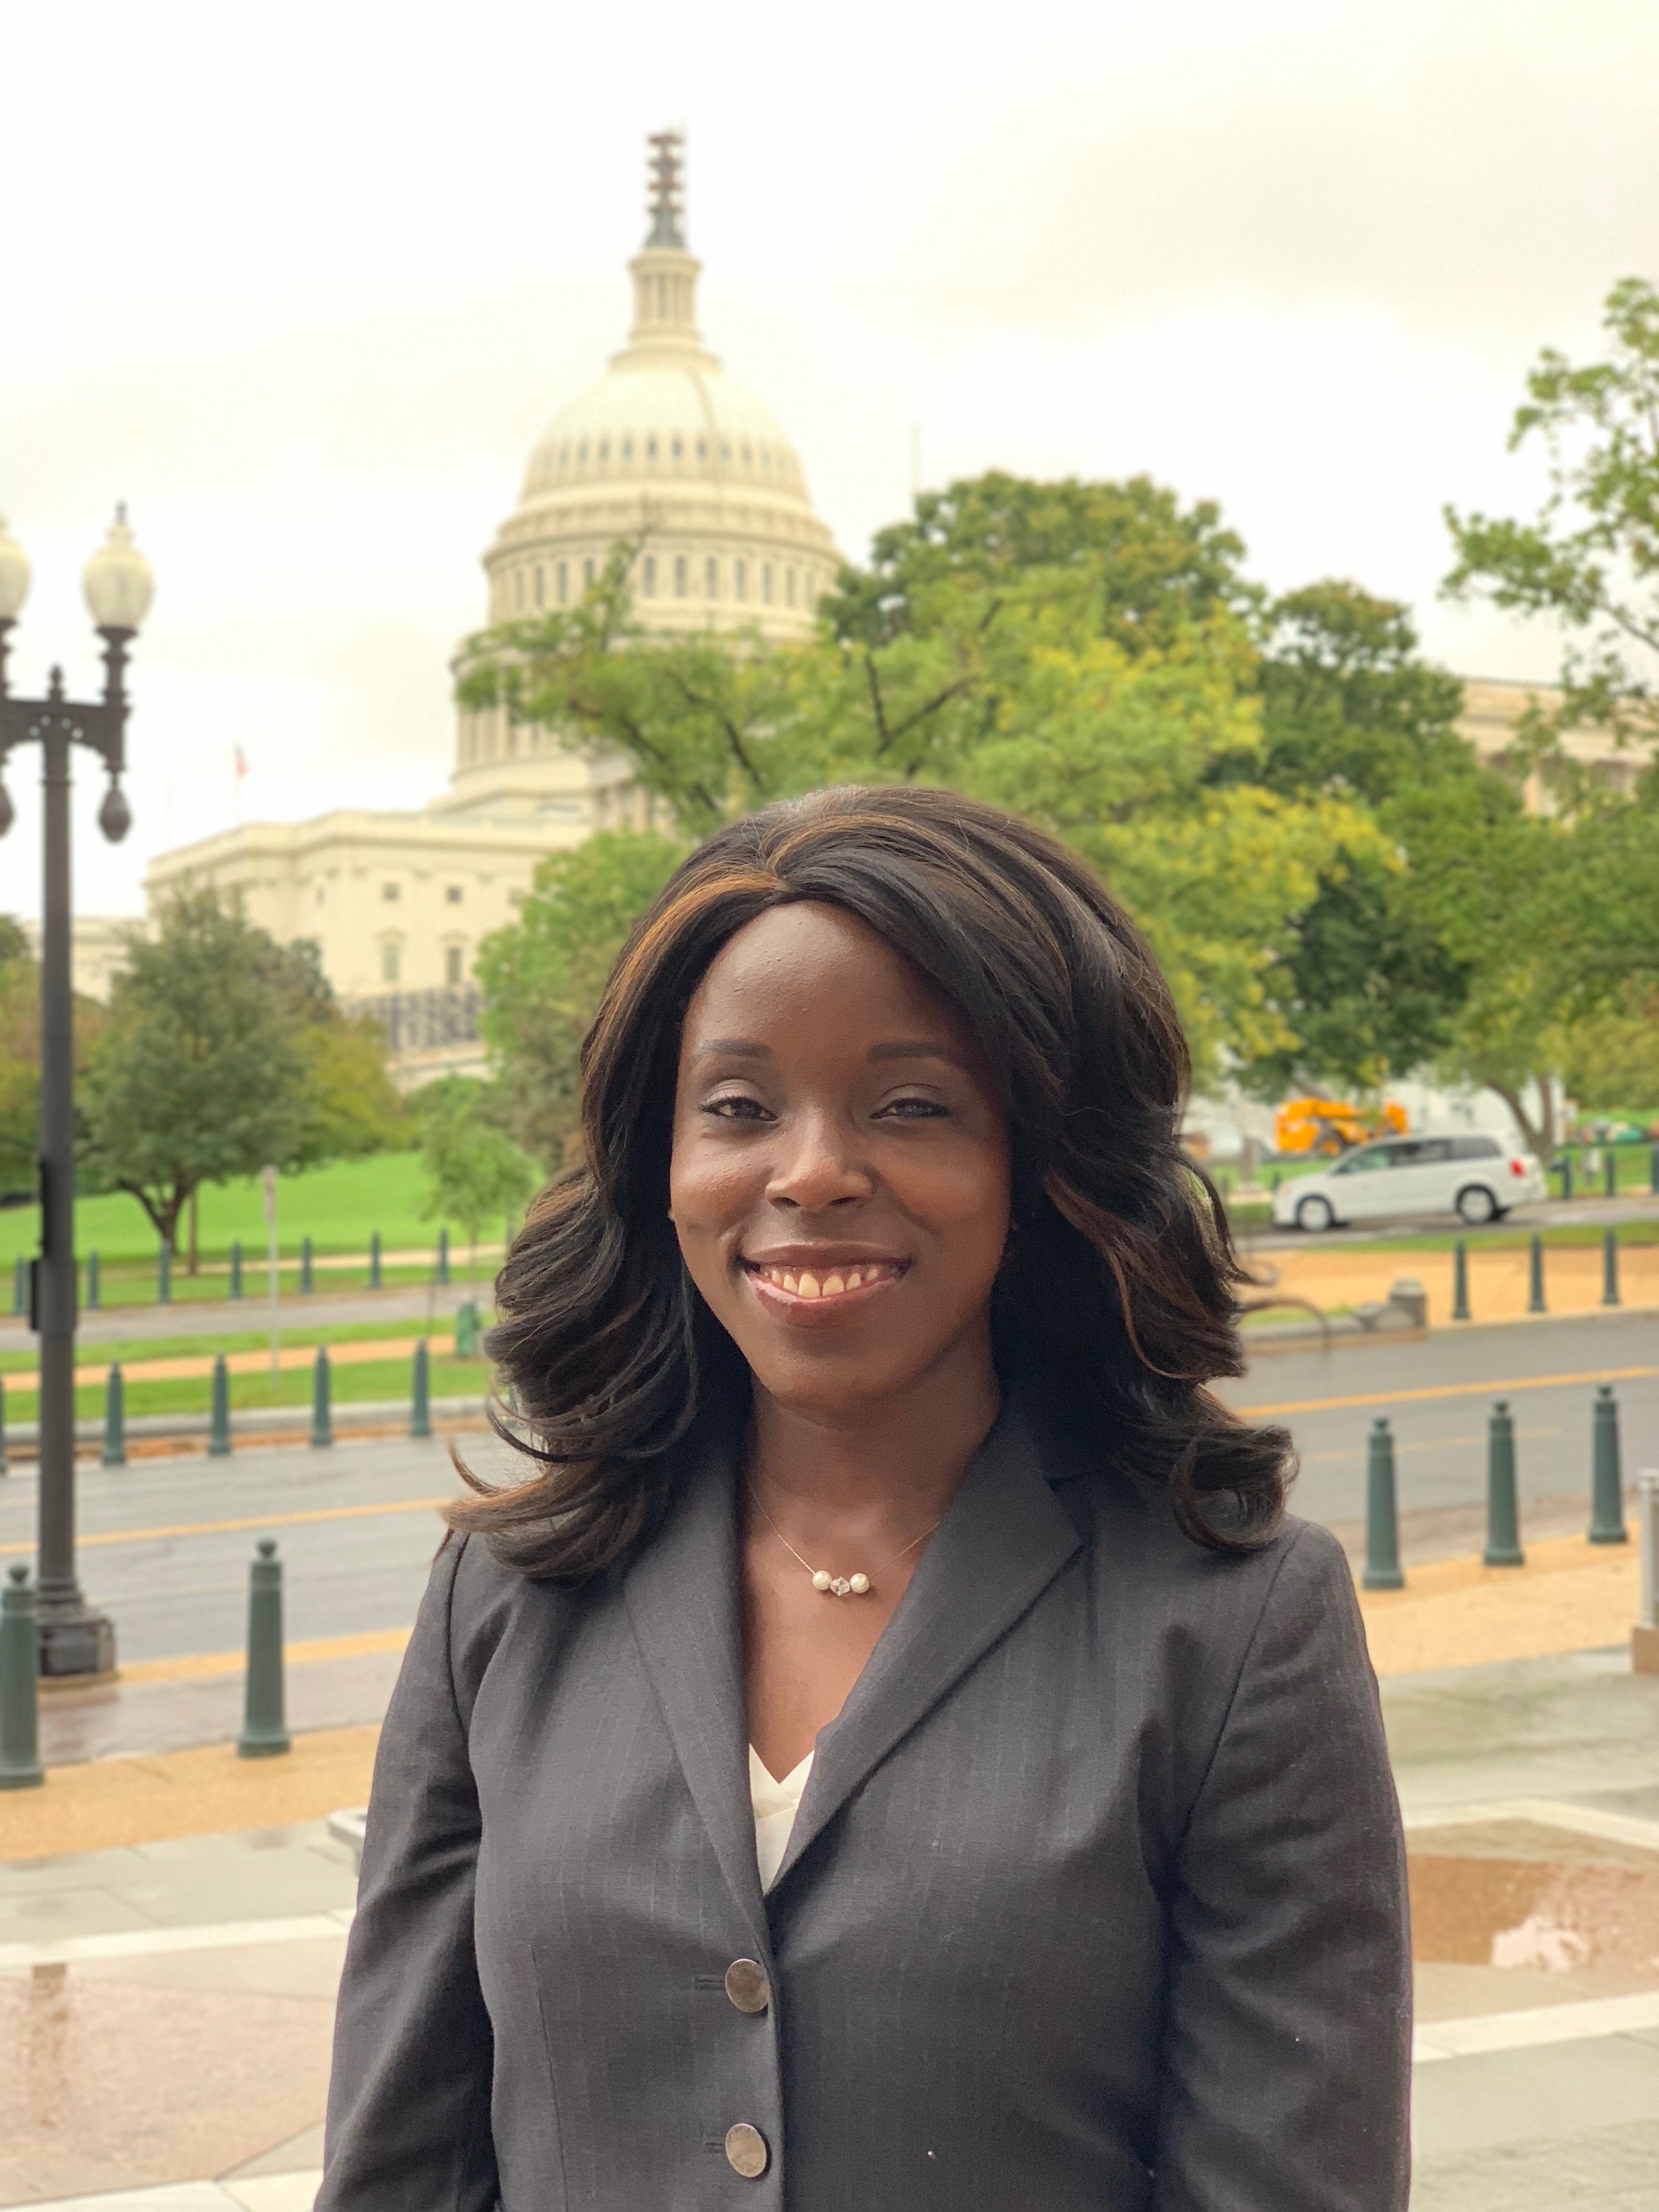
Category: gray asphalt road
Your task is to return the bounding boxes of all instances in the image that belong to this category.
[2,1307,1653,1668]
[1240,1191,1659,1255]
[1219,1307,1659,1528]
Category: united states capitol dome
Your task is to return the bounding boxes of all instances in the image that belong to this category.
[477,133,840,646]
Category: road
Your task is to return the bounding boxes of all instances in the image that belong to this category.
[1220,1306,1659,1528]
[1239,1189,1659,1254]
[1,1306,1654,1671]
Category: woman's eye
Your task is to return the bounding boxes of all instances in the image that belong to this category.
[876,1096,947,1119]
[702,1095,770,1121]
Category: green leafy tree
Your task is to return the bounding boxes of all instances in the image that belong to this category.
[459,477,1361,1087]
[476,830,687,1166]
[82,893,311,1265]
[0,916,111,1202]
[1445,276,1659,761]
[81,893,409,1268]
[419,1080,539,1267]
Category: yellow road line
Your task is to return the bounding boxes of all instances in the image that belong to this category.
[0,1493,452,1559]
[1239,1363,1659,1419]
[120,1624,411,1685]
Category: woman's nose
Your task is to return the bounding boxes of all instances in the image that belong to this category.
[766,1111,872,1211]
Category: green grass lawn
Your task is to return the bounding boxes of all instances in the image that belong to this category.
[3,1351,491,1423]
[0,1311,497,1378]
[0,1150,516,1271]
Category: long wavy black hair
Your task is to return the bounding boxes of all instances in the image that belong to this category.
[450,785,1292,1575]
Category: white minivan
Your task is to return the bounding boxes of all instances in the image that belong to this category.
[1272,1133,1547,1232]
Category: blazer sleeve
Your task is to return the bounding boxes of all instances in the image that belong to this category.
[1154,1521,1411,2212]
[315,1534,499,2212]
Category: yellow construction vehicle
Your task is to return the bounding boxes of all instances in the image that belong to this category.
[1273,1096,1408,1158]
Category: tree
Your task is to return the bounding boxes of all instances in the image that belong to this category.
[0,916,110,1203]
[1445,276,1659,761]
[475,830,686,1166]
[419,1080,539,1267]
[81,890,409,1269]
[458,476,1361,1088]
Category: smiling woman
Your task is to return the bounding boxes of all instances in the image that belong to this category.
[318,786,1411,2212]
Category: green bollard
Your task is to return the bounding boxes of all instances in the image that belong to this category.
[12,1254,26,1315]
[1363,1418,1406,1590]
[1451,1238,1471,1322]
[1527,1233,1547,1314]
[102,1364,127,1469]
[369,1230,382,1291]
[410,1338,432,1440]
[454,1300,479,1358]
[1602,1228,1621,1308]
[1589,1385,1627,1544]
[1605,1148,1617,1199]
[208,1354,232,1458]
[1559,1154,1573,1201]
[236,1539,291,1758]
[230,1239,243,1300]
[0,1373,8,1477]
[157,1240,172,1305]
[1650,1142,1659,1197]
[0,1563,44,1789]
[310,1346,332,1449]
[1483,1400,1525,1566]
[300,1235,314,1295]
[436,1226,450,1287]
[87,1250,100,1311]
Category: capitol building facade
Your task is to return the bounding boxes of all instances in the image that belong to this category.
[144,136,840,1082]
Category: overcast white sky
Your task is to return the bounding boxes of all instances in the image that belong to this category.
[2,0,1656,919]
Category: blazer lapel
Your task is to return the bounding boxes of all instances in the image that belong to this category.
[771,1395,1082,1890]
[623,1428,770,1952]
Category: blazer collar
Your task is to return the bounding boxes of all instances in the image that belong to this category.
[622,1420,771,1955]
[770,1389,1082,1889]
[622,1389,1084,1932]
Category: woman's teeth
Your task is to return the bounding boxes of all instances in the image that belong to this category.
[752,1263,898,1300]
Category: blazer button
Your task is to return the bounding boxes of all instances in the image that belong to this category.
[725,2123,770,2179]
[724,1958,771,2015]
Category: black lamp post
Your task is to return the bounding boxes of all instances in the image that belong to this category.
[0,506,151,1678]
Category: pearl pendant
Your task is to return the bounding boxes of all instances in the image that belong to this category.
[814,1570,872,1597]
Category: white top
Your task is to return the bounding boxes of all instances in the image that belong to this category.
[749,1745,814,1892]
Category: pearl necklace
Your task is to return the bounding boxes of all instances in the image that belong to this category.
[747,1486,943,1598]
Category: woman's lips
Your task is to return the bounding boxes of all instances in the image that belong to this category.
[742,1258,906,1313]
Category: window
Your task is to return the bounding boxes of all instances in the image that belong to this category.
[577,440,588,462]
[445,885,463,905]
[1333,1147,1384,1176]
[599,441,609,461]
[445,945,464,987]
[674,555,688,597]
[742,444,752,465]
[557,561,569,604]
[1450,1135,1501,1160]
[647,437,658,459]
[720,441,731,460]
[786,568,797,606]
[382,882,400,902]
[734,558,747,601]
[761,446,771,469]
[697,438,708,459]
[671,437,683,460]
[381,943,400,984]
[622,438,633,459]
[583,556,596,587]
[705,556,719,598]
[508,889,525,909]
[514,569,524,611]
[762,563,773,604]
[642,554,657,596]
[534,566,545,608]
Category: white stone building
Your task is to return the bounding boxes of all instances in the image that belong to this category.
[143,133,839,1080]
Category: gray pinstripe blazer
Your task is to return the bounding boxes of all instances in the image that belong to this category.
[317,1395,1410,2212]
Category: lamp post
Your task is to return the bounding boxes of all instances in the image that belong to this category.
[0,506,152,1678]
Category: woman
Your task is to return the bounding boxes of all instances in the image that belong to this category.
[318,786,1410,2212]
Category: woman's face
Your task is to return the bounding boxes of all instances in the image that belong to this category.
[670,901,1012,1419]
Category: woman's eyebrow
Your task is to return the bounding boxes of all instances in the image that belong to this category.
[867,1040,968,1066]
[690,1037,773,1063]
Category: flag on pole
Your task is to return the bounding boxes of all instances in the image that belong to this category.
[234,744,247,778]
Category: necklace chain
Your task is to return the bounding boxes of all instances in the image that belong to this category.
[747,1486,942,1599]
